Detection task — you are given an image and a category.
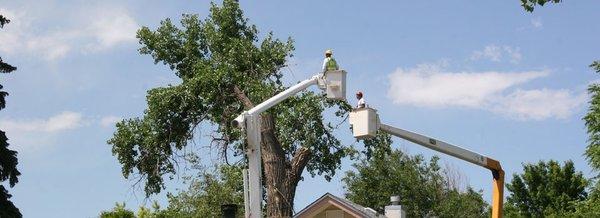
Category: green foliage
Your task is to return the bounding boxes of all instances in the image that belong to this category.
[360,131,392,160]
[591,61,600,73]
[274,92,354,180]
[0,16,16,78]
[434,188,489,218]
[108,0,355,201]
[135,202,170,218]
[584,61,600,172]
[100,164,244,218]
[0,13,21,218]
[568,198,600,217]
[100,203,136,218]
[521,0,562,12]
[0,15,8,27]
[342,148,488,218]
[582,61,600,217]
[0,185,21,218]
[504,176,600,217]
[160,164,244,218]
[505,160,588,217]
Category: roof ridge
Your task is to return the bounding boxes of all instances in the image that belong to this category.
[294,192,379,218]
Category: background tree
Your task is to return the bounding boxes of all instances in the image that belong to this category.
[100,164,244,218]
[505,160,588,217]
[136,203,168,218]
[160,164,244,218]
[343,137,488,218]
[434,188,489,218]
[566,184,600,216]
[0,14,22,218]
[100,203,136,218]
[108,1,361,216]
[573,60,600,217]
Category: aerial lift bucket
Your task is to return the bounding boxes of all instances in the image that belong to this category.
[324,70,347,100]
[348,107,379,139]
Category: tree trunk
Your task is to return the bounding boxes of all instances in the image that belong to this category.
[232,86,312,217]
[260,114,311,217]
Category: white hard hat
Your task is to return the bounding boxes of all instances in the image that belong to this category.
[325,49,333,55]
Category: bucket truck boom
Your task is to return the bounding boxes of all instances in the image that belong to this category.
[349,108,505,218]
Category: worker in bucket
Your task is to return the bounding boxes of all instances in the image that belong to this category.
[356,91,366,108]
[322,49,339,72]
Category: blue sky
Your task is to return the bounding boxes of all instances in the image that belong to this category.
[1,0,599,217]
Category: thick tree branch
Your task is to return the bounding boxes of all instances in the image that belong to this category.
[289,147,311,183]
[232,85,254,109]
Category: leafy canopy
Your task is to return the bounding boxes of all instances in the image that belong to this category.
[160,164,244,218]
[109,0,353,197]
[100,203,136,218]
[99,164,244,218]
[585,61,600,172]
[505,160,588,217]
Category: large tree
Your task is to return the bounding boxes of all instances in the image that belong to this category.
[505,160,588,217]
[108,1,364,216]
[343,140,488,218]
[0,14,22,218]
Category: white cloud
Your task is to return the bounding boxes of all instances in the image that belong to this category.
[0,111,84,133]
[531,17,543,29]
[470,45,522,64]
[0,111,85,153]
[0,6,138,61]
[387,63,547,108]
[86,7,138,51]
[0,112,127,152]
[471,45,502,62]
[503,46,522,64]
[495,89,586,120]
[100,116,122,127]
[387,63,585,120]
[0,8,24,54]
[24,32,74,61]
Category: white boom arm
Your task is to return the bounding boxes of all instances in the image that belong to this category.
[379,123,489,168]
[233,71,347,218]
[349,108,504,218]
[233,75,320,128]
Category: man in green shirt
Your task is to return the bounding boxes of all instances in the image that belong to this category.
[322,49,339,72]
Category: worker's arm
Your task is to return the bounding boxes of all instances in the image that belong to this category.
[322,58,328,72]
